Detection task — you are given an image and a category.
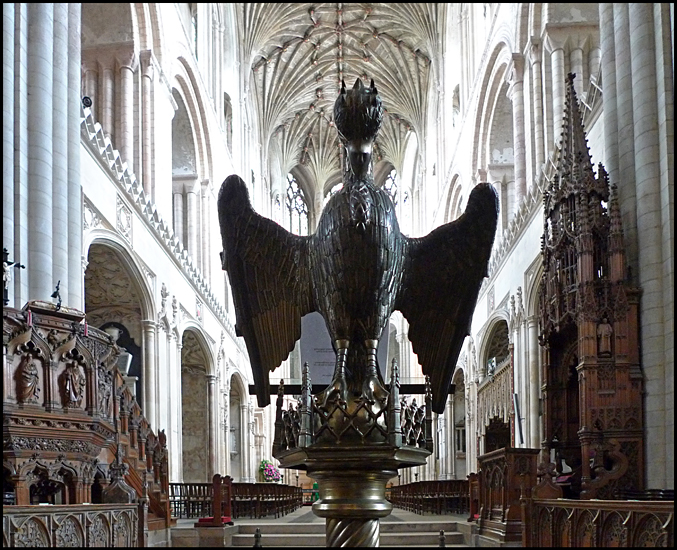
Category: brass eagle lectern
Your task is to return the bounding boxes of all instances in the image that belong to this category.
[218,78,498,546]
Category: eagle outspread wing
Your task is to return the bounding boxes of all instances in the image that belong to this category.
[396,182,499,414]
[218,175,314,407]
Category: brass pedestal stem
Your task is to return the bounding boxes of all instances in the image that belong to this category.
[312,468,395,547]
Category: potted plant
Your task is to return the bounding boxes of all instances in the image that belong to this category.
[259,459,281,483]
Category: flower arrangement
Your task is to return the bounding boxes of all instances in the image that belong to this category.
[259,459,281,482]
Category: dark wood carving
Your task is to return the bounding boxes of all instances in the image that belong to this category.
[538,74,644,499]
[476,447,540,543]
[521,497,673,547]
[3,300,173,535]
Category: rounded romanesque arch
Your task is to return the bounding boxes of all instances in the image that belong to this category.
[228,371,250,482]
[444,174,464,223]
[84,236,155,421]
[179,327,214,482]
[479,317,511,380]
[476,316,512,451]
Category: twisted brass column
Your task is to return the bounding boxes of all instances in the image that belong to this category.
[313,469,394,547]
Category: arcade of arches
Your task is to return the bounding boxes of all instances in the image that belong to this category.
[2,2,674,546]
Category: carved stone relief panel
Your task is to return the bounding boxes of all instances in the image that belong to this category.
[181,364,208,482]
[181,331,207,369]
[180,330,209,482]
[196,296,203,324]
[85,308,142,349]
[85,245,143,321]
[116,195,132,244]
[83,199,107,232]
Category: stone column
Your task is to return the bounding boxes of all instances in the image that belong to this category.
[82,58,98,119]
[527,317,540,449]
[186,179,199,262]
[67,3,82,310]
[506,53,526,207]
[99,57,114,140]
[174,337,184,482]
[4,3,14,302]
[212,17,220,105]
[207,373,217,479]
[527,38,545,179]
[569,39,585,98]
[140,50,155,199]
[652,4,675,487]
[201,180,211,276]
[172,182,184,246]
[27,2,54,302]
[240,403,249,481]
[629,2,667,488]
[155,324,168,431]
[13,4,28,307]
[614,3,638,279]
[588,43,601,86]
[599,4,619,187]
[52,2,69,305]
[223,381,231,478]
[444,396,452,478]
[142,319,157,429]
[545,30,567,145]
[117,50,137,170]
[449,394,456,479]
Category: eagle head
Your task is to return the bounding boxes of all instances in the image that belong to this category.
[334,79,383,179]
[334,78,383,144]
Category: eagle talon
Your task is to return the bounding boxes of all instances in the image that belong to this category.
[361,375,388,407]
[318,377,348,410]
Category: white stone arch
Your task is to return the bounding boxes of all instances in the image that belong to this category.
[171,57,215,184]
[476,311,511,379]
[443,174,464,223]
[514,3,531,55]
[178,324,215,482]
[177,321,216,376]
[83,229,156,323]
[525,263,545,320]
[228,369,250,481]
[170,78,204,183]
[470,36,514,179]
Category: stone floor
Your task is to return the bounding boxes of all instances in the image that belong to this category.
[172,506,473,547]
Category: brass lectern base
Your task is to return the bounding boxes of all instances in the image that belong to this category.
[276,444,430,547]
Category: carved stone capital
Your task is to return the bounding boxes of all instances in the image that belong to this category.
[543,27,569,54]
[116,49,138,72]
[139,49,155,79]
[526,37,542,66]
[505,53,525,98]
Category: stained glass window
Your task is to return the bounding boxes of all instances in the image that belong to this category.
[286,173,308,235]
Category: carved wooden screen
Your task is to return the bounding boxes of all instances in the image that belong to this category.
[538,74,643,499]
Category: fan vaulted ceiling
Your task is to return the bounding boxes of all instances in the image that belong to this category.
[237,3,442,196]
